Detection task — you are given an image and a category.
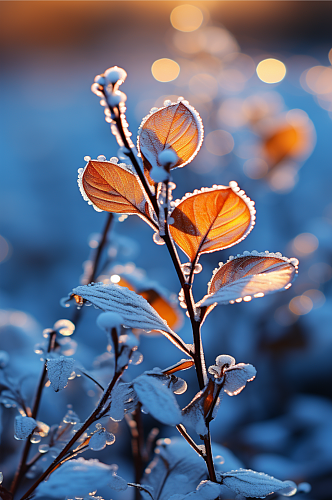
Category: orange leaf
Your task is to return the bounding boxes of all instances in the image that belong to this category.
[78,159,155,228]
[116,277,183,331]
[137,100,203,171]
[169,183,255,262]
[163,359,195,375]
[197,251,299,308]
[263,125,299,166]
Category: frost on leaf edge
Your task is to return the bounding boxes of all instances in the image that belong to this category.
[196,250,299,307]
[137,97,204,170]
[170,182,256,256]
[77,157,137,213]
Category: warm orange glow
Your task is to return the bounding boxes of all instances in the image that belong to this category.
[292,233,319,256]
[243,158,269,179]
[170,5,203,32]
[205,130,234,156]
[303,289,326,309]
[289,295,313,315]
[256,58,286,84]
[305,66,332,94]
[151,58,180,82]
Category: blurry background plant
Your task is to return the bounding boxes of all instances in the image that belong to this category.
[1,2,332,499]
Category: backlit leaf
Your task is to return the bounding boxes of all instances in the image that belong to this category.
[197,251,299,308]
[219,469,297,498]
[78,159,155,228]
[116,276,183,331]
[71,283,191,355]
[169,183,255,262]
[137,100,203,171]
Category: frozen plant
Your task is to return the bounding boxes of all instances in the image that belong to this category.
[0,66,304,500]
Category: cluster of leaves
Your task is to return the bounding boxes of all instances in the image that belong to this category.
[0,66,303,500]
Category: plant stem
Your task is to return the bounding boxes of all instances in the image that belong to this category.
[19,367,125,500]
[176,424,203,457]
[10,331,56,498]
[111,99,216,483]
[71,213,114,327]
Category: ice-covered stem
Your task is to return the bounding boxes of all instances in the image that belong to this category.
[71,213,114,327]
[19,365,127,500]
[11,331,57,498]
[160,184,216,482]
[176,424,204,457]
[101,90,159,218]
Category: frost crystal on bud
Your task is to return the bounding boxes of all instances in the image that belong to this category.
[104,66,127,84]
[158,149,179,167]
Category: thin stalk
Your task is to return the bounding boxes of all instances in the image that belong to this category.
[10,331,56,497]
[109,99,216,483]
[102,92,159,218]
[71,213,114,327]
[19,367,125,500]
[176,425,203,457]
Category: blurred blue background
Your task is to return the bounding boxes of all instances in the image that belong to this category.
[1,2,332,498]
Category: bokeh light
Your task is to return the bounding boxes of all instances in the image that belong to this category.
[291,232,319,256]
[151,58,180,82]
[289,295,313,315]
[303,289,326,309]
[243,158,269,179]
[197,27,239,56]
[256,58,286,84]
[170,5,203,32]
[205,130,234,156]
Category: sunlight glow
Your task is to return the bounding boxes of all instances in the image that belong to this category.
[170,5,203,32]
[151,59,180,82]
[292,233,319,256]
[289,295,313,315]
[205,130,234,156]
[256,58,286,84]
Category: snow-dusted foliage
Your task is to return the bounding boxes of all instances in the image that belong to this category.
[133,372,182,426]
[46,356,75,392]
[14,416,37,440]
[35,458,114,498]
[219,469,297,498]
[1,64,307,500]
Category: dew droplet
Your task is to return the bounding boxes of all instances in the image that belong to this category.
[63,409,79,425]
[97,155,106,161]
[181,263,191,275]
[106,432,116,445]
[129,351,143,365]
[30,433,41,444]
[153,232,165,245]
[96,423,102,430]
[84,155,91,162]
[38,444,50,454]
[193,263,202,274]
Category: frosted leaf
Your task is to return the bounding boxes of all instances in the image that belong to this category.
[108,473,128,491]
[109,381,138,422]
[137,101,203,171]
[89,428,115,451]
[220,469,296,498]
[197,252,298,308]
[223,364,256,396]
[133,374,182,426]
[104,66,127,85]
[216,355,235,368]
[181,381,216,437]
[196,480,223,499]
[14,416,37,440]
[35,458,113,498]
[46,356,75,392]
[71,283,189,355]
[142,437,242,500]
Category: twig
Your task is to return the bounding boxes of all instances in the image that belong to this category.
[19,366,126,500]
[10,331,57,498]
